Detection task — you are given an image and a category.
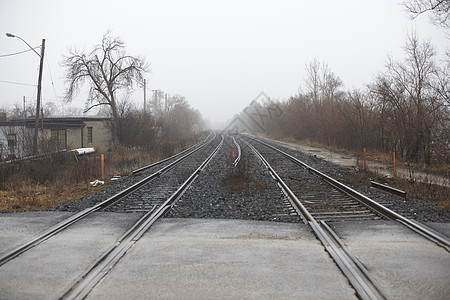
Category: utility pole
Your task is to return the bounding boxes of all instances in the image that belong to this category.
[23,96,26,118]
[5,33,45,154]
[165,93,167,113]
[33,39,45,154]
[143,79,146,112]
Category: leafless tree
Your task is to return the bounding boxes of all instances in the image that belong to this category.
[9,102,35,119]
[262,35,448,166]
[113,101,157,147]
[370,33,447,164]
[305,59,321,102]
[62,31,149,142]
[403,0,450,29]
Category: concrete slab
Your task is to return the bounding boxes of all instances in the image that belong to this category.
[0,213,448,299]
[0,212,142,300]
[329,220,450,300]
[0,211,73,253]
[88,218,357,300]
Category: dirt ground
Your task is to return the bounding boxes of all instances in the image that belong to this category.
[276,140,449,187]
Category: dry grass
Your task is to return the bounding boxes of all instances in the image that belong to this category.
[382,176,449,213]
[222,159,268,191]
[285,137,449,177]
[282,136,449,212]
[0,137,202,211]
[0,180,107,211]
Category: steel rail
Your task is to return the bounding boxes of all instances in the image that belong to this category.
[245,140,390,300]
[251,136,450,252]
[132,132,214,174]
[0,133,217,267]
[58,135,224,300]
[232,136,241,167]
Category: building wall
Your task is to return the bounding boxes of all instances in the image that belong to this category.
[0,125,29,159]
[82,119,111,153]
[0,117,112,160]
[67,127,81,149]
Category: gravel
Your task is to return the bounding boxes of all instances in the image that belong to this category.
[24,135,448,224]
[166,140,300,222]
[261,138,450,223]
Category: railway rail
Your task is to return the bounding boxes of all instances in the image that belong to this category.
[0,133,220,267]
[241,135,449,299]
[244,138,389,299]
[0,132,448,299]
[243,135,450,252]
[58,136,224,299]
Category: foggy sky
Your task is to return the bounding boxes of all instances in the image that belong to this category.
[0,0,448,127]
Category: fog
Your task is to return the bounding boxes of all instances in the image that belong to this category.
[0,0,447,127]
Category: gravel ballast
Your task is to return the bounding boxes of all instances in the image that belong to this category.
[27,135,449,224]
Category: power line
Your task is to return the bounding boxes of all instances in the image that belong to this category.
[0,46,40,58]
[44,55,59,99]
[0,80,36,87]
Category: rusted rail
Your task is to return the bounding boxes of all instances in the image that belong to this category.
[370,181,407,199]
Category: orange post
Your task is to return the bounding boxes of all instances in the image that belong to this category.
[232,150,235,159]
[393,152,396,177]
[363,148,366,171]
[101,154,104,179]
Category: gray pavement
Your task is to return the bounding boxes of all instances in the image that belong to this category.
[88,218,356,300]
[330,220,450,300]
[0,212,449,299]
[0,212,142,299]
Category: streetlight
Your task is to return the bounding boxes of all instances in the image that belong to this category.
[6,32,45,154]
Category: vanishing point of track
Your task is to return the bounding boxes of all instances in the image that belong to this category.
[0,132,448,300]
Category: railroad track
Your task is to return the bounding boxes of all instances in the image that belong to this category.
[0,132,448,299]
[0,134,224,299]
[243,135,449,251]
[237,135,450,300]
[246,140,384,222]
[167,134,300,222]
[0,133,221,267]
[57,135,224,300]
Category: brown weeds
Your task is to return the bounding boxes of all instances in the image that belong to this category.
[0,137,201,211]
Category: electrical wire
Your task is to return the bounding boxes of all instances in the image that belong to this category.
[0,80,36,87]
[44,55,59,99]
[0,46,40,58]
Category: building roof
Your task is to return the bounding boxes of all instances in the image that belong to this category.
[0,117,110,128]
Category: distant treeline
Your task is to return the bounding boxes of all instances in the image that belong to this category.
[262,34,449,166]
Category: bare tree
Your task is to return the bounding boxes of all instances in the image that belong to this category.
[370,33,447,164]
[114,101,157,147]
[403,0,450,29]
[9,102,35,119]
[305,59,321,102]
[303,59,344,145]
[62,31,149,142]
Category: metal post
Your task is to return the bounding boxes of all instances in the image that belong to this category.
[393,152,396,177]
[143,79,146,112]
[33,38,45,154]
[363,148,366,171]
[165,93,167,112]
[101,154,104,179]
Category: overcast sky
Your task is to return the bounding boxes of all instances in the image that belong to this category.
[0,0,448,127]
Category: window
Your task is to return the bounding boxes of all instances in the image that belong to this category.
[51,129,67,148]
[51,129,58,140]
[7,133,16,151]
[58,129,66,148]
[87,127,93,143]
